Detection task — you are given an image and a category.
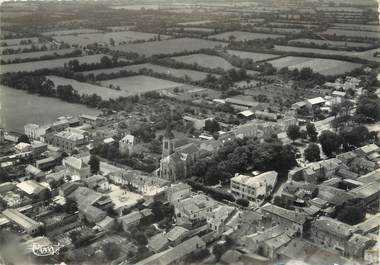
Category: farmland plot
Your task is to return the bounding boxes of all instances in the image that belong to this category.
[274,45,380,63]
[171,53,259,75]
[81,63,211,81]
[47,75,125,100]
[227,50,280,62]
[42,28,103,36]
[53,31,170,46]
[0,54,107,74]
[322,28,380,39]
[331,23,380,32]
[0,37,40,46]
[177,20,213,26]
[209,31,285,41]
[172,54,236,70]
[1,48,78,62]
[288,39,373,49]
[267,56,362,76]
[109,38,226,57]
[100,75,183,95]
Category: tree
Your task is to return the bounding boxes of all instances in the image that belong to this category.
[103,242,120,261]
[236,198,249,207]
[205,119,220,134]
[304,143,321,162]
[318,130,342,157]
[306,122,318,142]
[17,134,30,144]
[286,125,300,142]
[89,155,100,174]
[355,94,380,122]
[340,126,370,149]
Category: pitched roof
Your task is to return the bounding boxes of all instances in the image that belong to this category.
[16,180,46,195]
[166,226,189,242]
[119,211,142,225]
[135,236,205,265]
[67,186,103,206]
[261,203,307,224]
[148,233,169,252]
[312,216,353,238]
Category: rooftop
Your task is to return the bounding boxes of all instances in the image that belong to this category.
[166,226,189,242]
[16,180,46,195]
[261,203,307,224]
[313,216,353,238]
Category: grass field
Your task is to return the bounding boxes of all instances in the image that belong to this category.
[332,23,380,32]
[47,75,125,100]
[81,63,211,81]
[0,37,40,46]
[0,54,107,74]
[288,38,373,49]
[172,53,236,70]
[274,45,380,63]
[52,31,170,46]
[109,38,226,57]
[227,50,280,62]
[267,56,362,76]
[1,48,78,62]
[254,27,303,34]
[42,28,103,36]
[167,27,215,33]
[177,20,213,26]
[209,31,285,41]
[322,28,380,39]
[100,75,183,95]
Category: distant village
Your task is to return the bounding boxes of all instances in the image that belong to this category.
[1,0,380,264]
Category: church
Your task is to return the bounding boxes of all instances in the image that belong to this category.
[159,127,200,182]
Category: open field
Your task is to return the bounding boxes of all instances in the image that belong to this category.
[331,23,380,32]
[100,75,183,95]
[167,27,215,33]
[80,63,211,81]
[42,28,103,36]
[109,38,226,57]
[172,53,236,70]
[209,31,285,41]
[52,31,170,46]
[227,50,280,62]
[177,20,213,26]
[254,27,303,34]
[0,54,107,74]
[1,48,78,62]
[46,75,125,100]
[322,28,380,39]
[0,37,40,46]
[273,45,380,63]
[267,56,362,76]
[288,38,373,49]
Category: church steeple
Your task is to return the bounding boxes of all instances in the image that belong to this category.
[162,121,175,158]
